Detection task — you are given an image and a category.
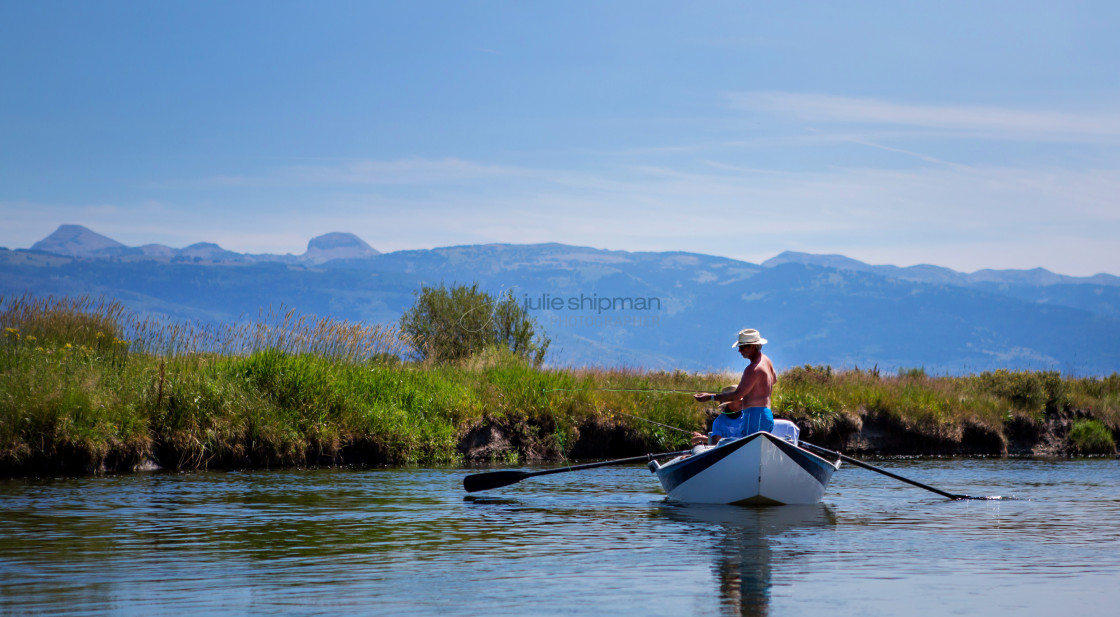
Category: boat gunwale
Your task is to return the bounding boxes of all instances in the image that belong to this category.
[658,432,840,472]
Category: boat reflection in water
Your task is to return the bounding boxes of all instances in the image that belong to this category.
[655,503,835,616]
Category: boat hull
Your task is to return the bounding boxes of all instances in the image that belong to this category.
[652,432,840,505]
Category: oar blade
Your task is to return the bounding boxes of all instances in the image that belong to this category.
[463,470,530,493]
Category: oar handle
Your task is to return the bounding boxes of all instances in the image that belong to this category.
[462,449,691,493]
[523,450,691,478]
[800,441,966,500]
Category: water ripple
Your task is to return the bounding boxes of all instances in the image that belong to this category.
[1,460,1119,615]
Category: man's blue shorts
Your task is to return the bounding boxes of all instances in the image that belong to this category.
[711,406,775,440]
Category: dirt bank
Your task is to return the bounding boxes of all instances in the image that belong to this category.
[2,406,1113,478]
[459,405,1117,464]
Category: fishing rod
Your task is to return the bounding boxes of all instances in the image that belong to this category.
[542,387,706,395]
[610,409,694,435]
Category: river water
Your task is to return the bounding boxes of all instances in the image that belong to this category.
[1,457,1118,616]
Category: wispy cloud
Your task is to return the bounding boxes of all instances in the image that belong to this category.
[211,157,525,187]
[728,92,1120,143]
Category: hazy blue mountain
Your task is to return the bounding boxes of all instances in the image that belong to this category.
[176,243,248,263]
[26,226,382,266]
[302,233,380,264]
[137,243,177,258]
[764,250,1120,288]
[4,226,1120,374]
[762,250,1120,319]
[334,243,760,290]
[31,224,126,257]
[0,254,417,325]
[712,264,1120,374]
[969,282,1120,320]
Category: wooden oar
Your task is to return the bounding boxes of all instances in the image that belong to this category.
[463,450,691,493]
[800,441,993,500]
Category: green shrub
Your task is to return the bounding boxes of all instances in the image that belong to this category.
[400,283,549,365]
[1068,419,1116,454]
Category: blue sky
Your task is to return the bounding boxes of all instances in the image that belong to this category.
[2,1,1119,275]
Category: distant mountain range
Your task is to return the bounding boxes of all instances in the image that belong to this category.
[30,224,380,265]
[4,224,1119,375]
[763,250,1120,288]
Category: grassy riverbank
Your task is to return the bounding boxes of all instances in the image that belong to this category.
[1,296,1118,475]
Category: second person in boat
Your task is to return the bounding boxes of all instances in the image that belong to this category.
[691,328,776,446]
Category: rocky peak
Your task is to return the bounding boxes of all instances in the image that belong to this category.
[302,232,379,264]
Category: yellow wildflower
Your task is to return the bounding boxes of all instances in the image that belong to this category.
[64,343,73,349]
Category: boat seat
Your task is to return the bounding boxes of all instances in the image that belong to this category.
[771,419,800,445]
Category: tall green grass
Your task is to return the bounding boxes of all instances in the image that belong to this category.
[2,294,1117,474]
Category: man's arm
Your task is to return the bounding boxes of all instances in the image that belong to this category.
[694,369,755,404]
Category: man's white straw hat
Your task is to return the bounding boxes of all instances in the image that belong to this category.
[732,328,767,348]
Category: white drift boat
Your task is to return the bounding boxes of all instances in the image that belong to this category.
[648,423,841,506]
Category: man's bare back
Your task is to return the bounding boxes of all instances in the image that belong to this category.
[735,352,775,408]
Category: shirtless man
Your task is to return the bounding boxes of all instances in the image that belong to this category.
[690,328,776,446]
